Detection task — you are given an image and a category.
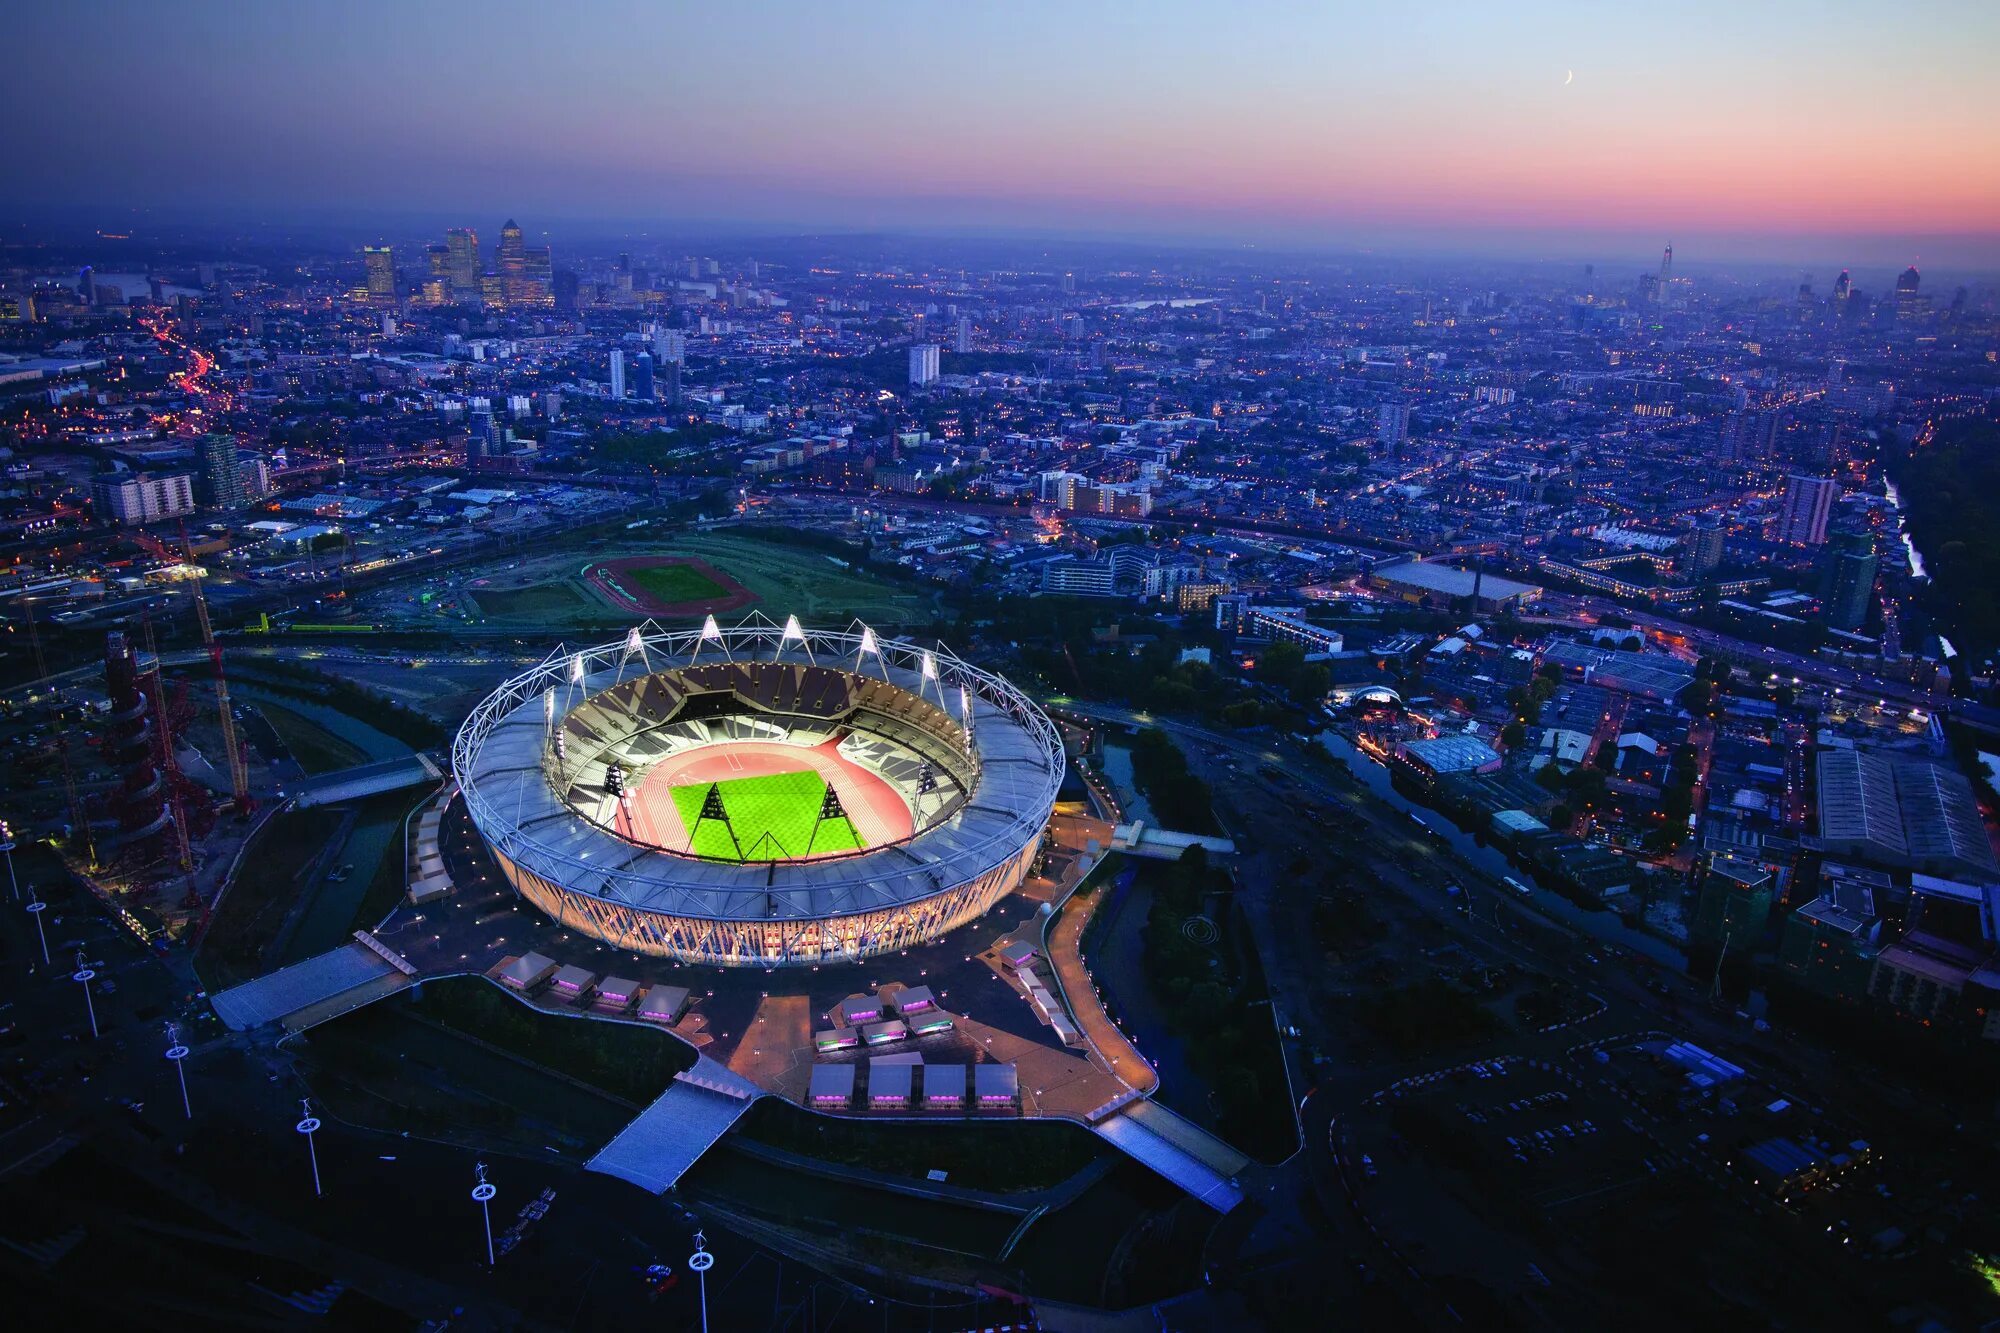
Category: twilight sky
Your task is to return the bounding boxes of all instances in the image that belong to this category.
[5,0,1998,264]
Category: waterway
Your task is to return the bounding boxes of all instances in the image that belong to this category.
[1881,477,1957,658]
[1312,731,1686,968]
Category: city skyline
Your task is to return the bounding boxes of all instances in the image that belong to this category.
[4,1,1998,267]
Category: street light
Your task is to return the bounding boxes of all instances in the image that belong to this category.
[471,1162,498,1265]
[296,1099,323,1196]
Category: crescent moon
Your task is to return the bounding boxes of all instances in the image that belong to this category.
[1564,69,1574,85]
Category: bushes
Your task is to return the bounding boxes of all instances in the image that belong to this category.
[1127,727,1220,833]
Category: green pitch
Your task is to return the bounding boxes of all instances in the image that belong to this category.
[668,769,863,861]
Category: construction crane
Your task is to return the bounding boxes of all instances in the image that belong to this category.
[140,613,198,888]
[181,523,252,814]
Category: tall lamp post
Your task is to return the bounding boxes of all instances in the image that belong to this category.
[0,819,18,901]
[471,1162,498,1266]
[163,1021,191,1119]
[296,1099,323,1197]
[71,949,98,1040]
[25,888,50,966]
[688,1229,714,1333]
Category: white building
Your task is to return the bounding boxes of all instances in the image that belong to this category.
[608,349,626,400]
[94,472,196,525]
[908,343,940,387]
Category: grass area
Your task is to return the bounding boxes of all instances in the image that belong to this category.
[412,975,693,1104]
[468,581,589,619]
[255,699,367,774]
[195,805,348,989]
[731,1097,1105,1194]
[669,769,862,861]
[655,530,935,625]
[297,999,634,1157]
[624,560,730,605]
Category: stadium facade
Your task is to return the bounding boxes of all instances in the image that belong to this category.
[453,617,1064,966]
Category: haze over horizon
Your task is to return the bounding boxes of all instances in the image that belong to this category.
[4,0,1998,269]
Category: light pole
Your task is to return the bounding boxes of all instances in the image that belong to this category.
[25,889,50,966]
[0,820,18,901]
[71,950,98,1040]
[471,1162,497,1266]
[164,1021,191,1119]
[296,1099,323,1197]
[688,1229,714,1333]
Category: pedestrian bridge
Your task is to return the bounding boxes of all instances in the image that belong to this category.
[1108,821,1235,861]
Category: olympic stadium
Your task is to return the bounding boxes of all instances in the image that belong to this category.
[452,616,1064,966]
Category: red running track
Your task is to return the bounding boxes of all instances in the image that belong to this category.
[614,737,914,857]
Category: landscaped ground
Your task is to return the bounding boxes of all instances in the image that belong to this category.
[653,530,937,625]
[668,769,862,860]
[465,580,592,619]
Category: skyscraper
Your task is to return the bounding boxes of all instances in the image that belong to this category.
[498,219,525,277]
[654,328,687,364]
[362,245,395,307]
[445,227,480,299]
[198,433,249,510]
[1377,402,1411,452]
[954,316,973,354]
[664,359,683,407]
[1819,531,1878,632]
[908,344,940,386]
[633,351,655,401]
[1776,474,1838,547]
[608,349,626,400]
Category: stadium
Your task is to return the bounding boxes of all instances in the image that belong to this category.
[452,616,1064,966]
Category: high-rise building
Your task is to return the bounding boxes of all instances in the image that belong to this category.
[1659,242,1674,287]
[1894,265,1925,321]
[664,359,683,407]
[1060,272,1076,294]
[654,328,687,364]
[1832,269,1851,304]
[1775,474,1837,547]
[445,227,480,299]
[1685,516,1726,574]
[1692,853,1773,955]
[954,316,973,354]
[633,351,655,401]
[1819,531,1878,632]
[197,433,249,509]
[1377,402,1411,451]
[362,245,395,307]
[908,344,940,386]
[608,349,626,400]
[468,407,500,459]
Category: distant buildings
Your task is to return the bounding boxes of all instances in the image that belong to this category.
[361,245,395,307]
[608,349,626,400]
[633,351,655,402]
[908,343,940,386]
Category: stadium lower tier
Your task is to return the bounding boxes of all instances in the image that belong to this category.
[487,836,1039,965]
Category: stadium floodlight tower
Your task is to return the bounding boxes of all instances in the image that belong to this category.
[453,616,1063,967]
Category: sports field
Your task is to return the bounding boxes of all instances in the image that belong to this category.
[668,769,864,861]
[628,561,730,605]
